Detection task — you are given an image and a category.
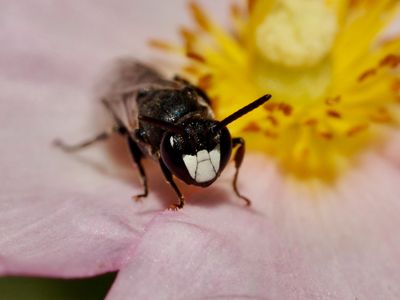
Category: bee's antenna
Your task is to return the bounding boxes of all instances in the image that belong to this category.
[139,115,185,134]
[218,94,272,128]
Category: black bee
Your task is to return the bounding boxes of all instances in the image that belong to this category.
[55,59,271,209]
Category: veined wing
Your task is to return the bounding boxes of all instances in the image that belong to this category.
[98,58,181,132]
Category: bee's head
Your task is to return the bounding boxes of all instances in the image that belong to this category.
[160,119,232,186]
[139,93,271,186]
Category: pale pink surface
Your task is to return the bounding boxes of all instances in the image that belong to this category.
[107,155,400,299]
[0,0,193,276]
[1,1,400,299]
[382,130,400,166]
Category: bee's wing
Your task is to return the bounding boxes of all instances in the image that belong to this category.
[98,58,180,132]
[101,94,138,133]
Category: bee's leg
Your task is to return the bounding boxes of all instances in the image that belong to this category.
[54,98,128,152]
[127,136,148,200]
[158,158,185,210]
[232,137,251,206]
[53,128,115,152]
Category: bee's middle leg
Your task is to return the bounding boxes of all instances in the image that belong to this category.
[53,128,115,152]
[127,136,148,200]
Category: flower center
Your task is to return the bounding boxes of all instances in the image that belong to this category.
[256,0,337,68]
[252,0,337,104]
[240,0,398,180]
[152,0,400,181]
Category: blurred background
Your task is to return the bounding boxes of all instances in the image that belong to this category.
[0,273,116,300]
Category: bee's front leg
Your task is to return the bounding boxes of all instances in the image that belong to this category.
[232,137,251,206]
[158,158,185,210]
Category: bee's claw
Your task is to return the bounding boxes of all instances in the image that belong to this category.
[241,196,251,206]
[168,202,184,211]
[132,193,146,202]
[53,139,70,151]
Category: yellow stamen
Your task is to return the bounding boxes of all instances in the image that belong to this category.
[152,0,400,181]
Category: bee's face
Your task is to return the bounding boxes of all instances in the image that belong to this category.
[160,120,232,186]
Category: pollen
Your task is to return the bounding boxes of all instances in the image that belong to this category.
[152,0,400,181]
[256,0,337,67]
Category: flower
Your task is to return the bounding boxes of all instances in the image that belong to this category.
[1,1,400,300]
[152,0,400,181]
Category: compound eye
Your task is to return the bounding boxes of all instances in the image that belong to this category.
[169,136,175,148]
[160,134,194,184]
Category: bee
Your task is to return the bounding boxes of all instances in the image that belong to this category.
[55,59,271,209]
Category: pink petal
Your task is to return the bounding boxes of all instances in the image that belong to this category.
[108,154,400,299]
[2,1,400,299]
[0,0,232,278]
[107,210,302,300]
[0,63,150,277]
[381,129,400,167]
[0,0,184,277]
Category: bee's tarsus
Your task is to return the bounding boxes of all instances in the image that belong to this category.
[53,130,113,152]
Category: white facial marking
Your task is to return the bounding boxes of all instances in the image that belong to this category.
[196,160,216,182]
[209,144,220,172]
[182,154,197,179]
[182,146,221,183]
[197,149,209,162]
[170,136,175,148]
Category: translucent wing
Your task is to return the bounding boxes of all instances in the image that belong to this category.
[98,58,181,132]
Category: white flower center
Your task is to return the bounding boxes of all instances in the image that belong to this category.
[256,0,337,67]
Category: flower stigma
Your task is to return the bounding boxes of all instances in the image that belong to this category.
[256,0,337,68]
[151,0,400,181]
